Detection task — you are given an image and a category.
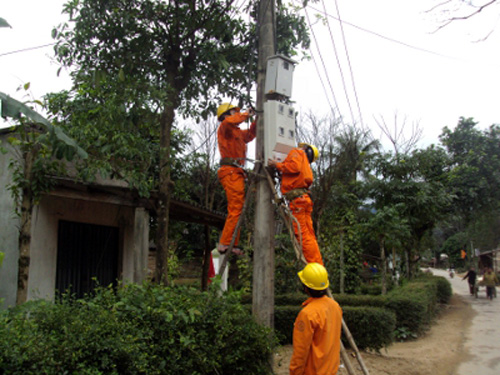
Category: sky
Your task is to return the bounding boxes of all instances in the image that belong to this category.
[2,0,500,149]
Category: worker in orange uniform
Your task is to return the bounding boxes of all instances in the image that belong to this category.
[216,103,256,255]
[290,263,342,375]
[268,143,323,264]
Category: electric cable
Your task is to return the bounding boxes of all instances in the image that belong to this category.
[0,43,56,58]
[318,0,356,127]
[304,6,341,118]
[302,0,468,61]
[331,0,364,129]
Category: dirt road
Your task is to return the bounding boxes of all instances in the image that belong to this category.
[433,268,500,375]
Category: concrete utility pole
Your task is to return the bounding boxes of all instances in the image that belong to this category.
[252,0,276,328]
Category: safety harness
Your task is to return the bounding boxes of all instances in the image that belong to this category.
[220,157,245,167]
[284,188,309,202]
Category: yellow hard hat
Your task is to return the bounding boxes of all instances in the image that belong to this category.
[298,143,319,163]
[217,103,239,120]
[298,263,329,290]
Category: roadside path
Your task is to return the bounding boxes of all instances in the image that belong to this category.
[430,268,500,375]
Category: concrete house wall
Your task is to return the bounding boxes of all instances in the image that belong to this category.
[0,139,20,308]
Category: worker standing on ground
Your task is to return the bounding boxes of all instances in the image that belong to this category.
[290,263,342,375]
[216,103,256,255]
[268,143,323,264]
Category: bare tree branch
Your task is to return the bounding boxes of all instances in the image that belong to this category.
[431,0,498,34]
[374,111,422,155]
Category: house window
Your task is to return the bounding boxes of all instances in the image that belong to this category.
[56,220,119,298]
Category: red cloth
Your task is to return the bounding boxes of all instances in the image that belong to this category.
[208,253,216,284]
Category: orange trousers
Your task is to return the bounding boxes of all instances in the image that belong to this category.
[218,166,245,247]
[289,195,323,265]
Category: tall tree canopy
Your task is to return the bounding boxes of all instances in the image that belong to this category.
[50,0,310,283]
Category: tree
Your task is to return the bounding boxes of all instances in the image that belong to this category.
[368,147,452,278]
[440,117,500,225]
[361,205,410,294]
[51,0,309,284]
[296,115,379,292]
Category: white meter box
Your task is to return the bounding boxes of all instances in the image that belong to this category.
[264,100,296,164]
[264,55,297,98]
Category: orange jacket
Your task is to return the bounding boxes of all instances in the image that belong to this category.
[276,148,313,194]
[290,296,342,375]
[217,111,256,166]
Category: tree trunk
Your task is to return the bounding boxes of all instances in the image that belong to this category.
[201,224,211,291]
[155,102,175,285]
[339,229,345,294]
[16,148,36,305]
[201,160,213,291]
[405,249,410,279]
[380,238,387,295]
[392,246,397,285]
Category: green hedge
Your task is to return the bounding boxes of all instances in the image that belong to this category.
[274,304,395,351]
[384,275,451,334]
[417,274,452,304]
[273,275,451,346]
[0,283,276,375]
[272,292,386,309]
[342,306,396,351]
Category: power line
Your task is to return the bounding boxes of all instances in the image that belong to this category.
[304,7,340,118]
[331,0,364,128]
[0,42,56,58]
[318,0,356,126]
[303,1,466,61]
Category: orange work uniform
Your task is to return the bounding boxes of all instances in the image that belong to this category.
[217,110,256,247]
[290,296,342,375]
[275,148,323,264]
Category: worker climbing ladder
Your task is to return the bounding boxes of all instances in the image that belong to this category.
[216,163,370,375]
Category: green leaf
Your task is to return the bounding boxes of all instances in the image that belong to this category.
[0,17,11,28]
[7,137,21,146]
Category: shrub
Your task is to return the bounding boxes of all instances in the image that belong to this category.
[274,304,395,351]
[267,292,386,309]
[274,305,300,344]
[358,284,383,295]
[418,274,452,304]
[273,274,451,347]
[384,276,449,335]
[342,306,396,352]
[0,283,277,375]
[333,294,386,308]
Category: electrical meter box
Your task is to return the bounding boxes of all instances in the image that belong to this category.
[264,100,296,164]
[264,55,297,98]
